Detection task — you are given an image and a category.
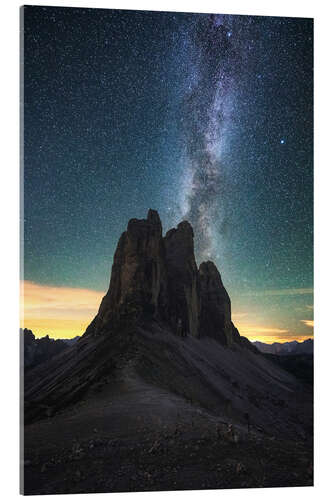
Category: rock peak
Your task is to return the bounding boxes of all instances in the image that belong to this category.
[147,208,161,225]
[164,218,198,337]
[198,260,232,344]
[199,260,219,273]
[177,220,194,236]
[84,211,253,350]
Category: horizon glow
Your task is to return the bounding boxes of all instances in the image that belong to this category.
[21,280,313,343]
[23,8,313,344]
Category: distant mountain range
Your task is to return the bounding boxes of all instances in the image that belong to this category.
[22,329,313,373]
[22,331,314,372]
[252,339,313,355]
[21,328,80,370]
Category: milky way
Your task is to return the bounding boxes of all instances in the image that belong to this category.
[179,15,244,260]
[23,7,313,341]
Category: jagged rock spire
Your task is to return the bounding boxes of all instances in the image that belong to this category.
[198,261,233,344]
[164,221,200,337]
[92,209,167,331]
[85,209,245,348]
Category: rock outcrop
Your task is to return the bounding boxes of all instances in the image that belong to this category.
[84,209,252,350]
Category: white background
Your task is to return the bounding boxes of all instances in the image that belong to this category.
[0,0,332,498]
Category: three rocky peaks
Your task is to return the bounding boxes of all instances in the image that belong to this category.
[85,209,254,351]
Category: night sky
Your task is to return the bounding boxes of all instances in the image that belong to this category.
[23,6,313,341]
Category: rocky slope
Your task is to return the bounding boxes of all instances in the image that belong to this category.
[24,210,310,440]
[23,210,313,494]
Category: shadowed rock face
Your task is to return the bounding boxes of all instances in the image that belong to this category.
[198,261,233,344]
[88,209,168,333]
[85,209,250,348]
[164,221,200,337]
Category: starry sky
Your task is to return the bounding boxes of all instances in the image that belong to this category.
[22,6,313,341]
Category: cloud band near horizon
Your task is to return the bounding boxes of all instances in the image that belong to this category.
[21,281,104,339]
[21,280,313,343]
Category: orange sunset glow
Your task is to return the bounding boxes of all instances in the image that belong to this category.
[235,321,313,344]
[21,280,313,343]
[21,281,104,339]
[238,330,313,344]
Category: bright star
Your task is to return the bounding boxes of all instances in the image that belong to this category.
[280,139,285,144]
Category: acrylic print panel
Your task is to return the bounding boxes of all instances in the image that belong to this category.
[21,5,313,495]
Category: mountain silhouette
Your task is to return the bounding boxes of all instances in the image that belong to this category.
[22,329,76,370]
[253,339,313,355]
[24,210,310,442]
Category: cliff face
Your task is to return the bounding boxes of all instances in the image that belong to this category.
[93,209,168,330]
[198,261,233,345]
[164,220,200,338]
[85,209,247,349]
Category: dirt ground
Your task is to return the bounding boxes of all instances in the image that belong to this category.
[23,375,313,495]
